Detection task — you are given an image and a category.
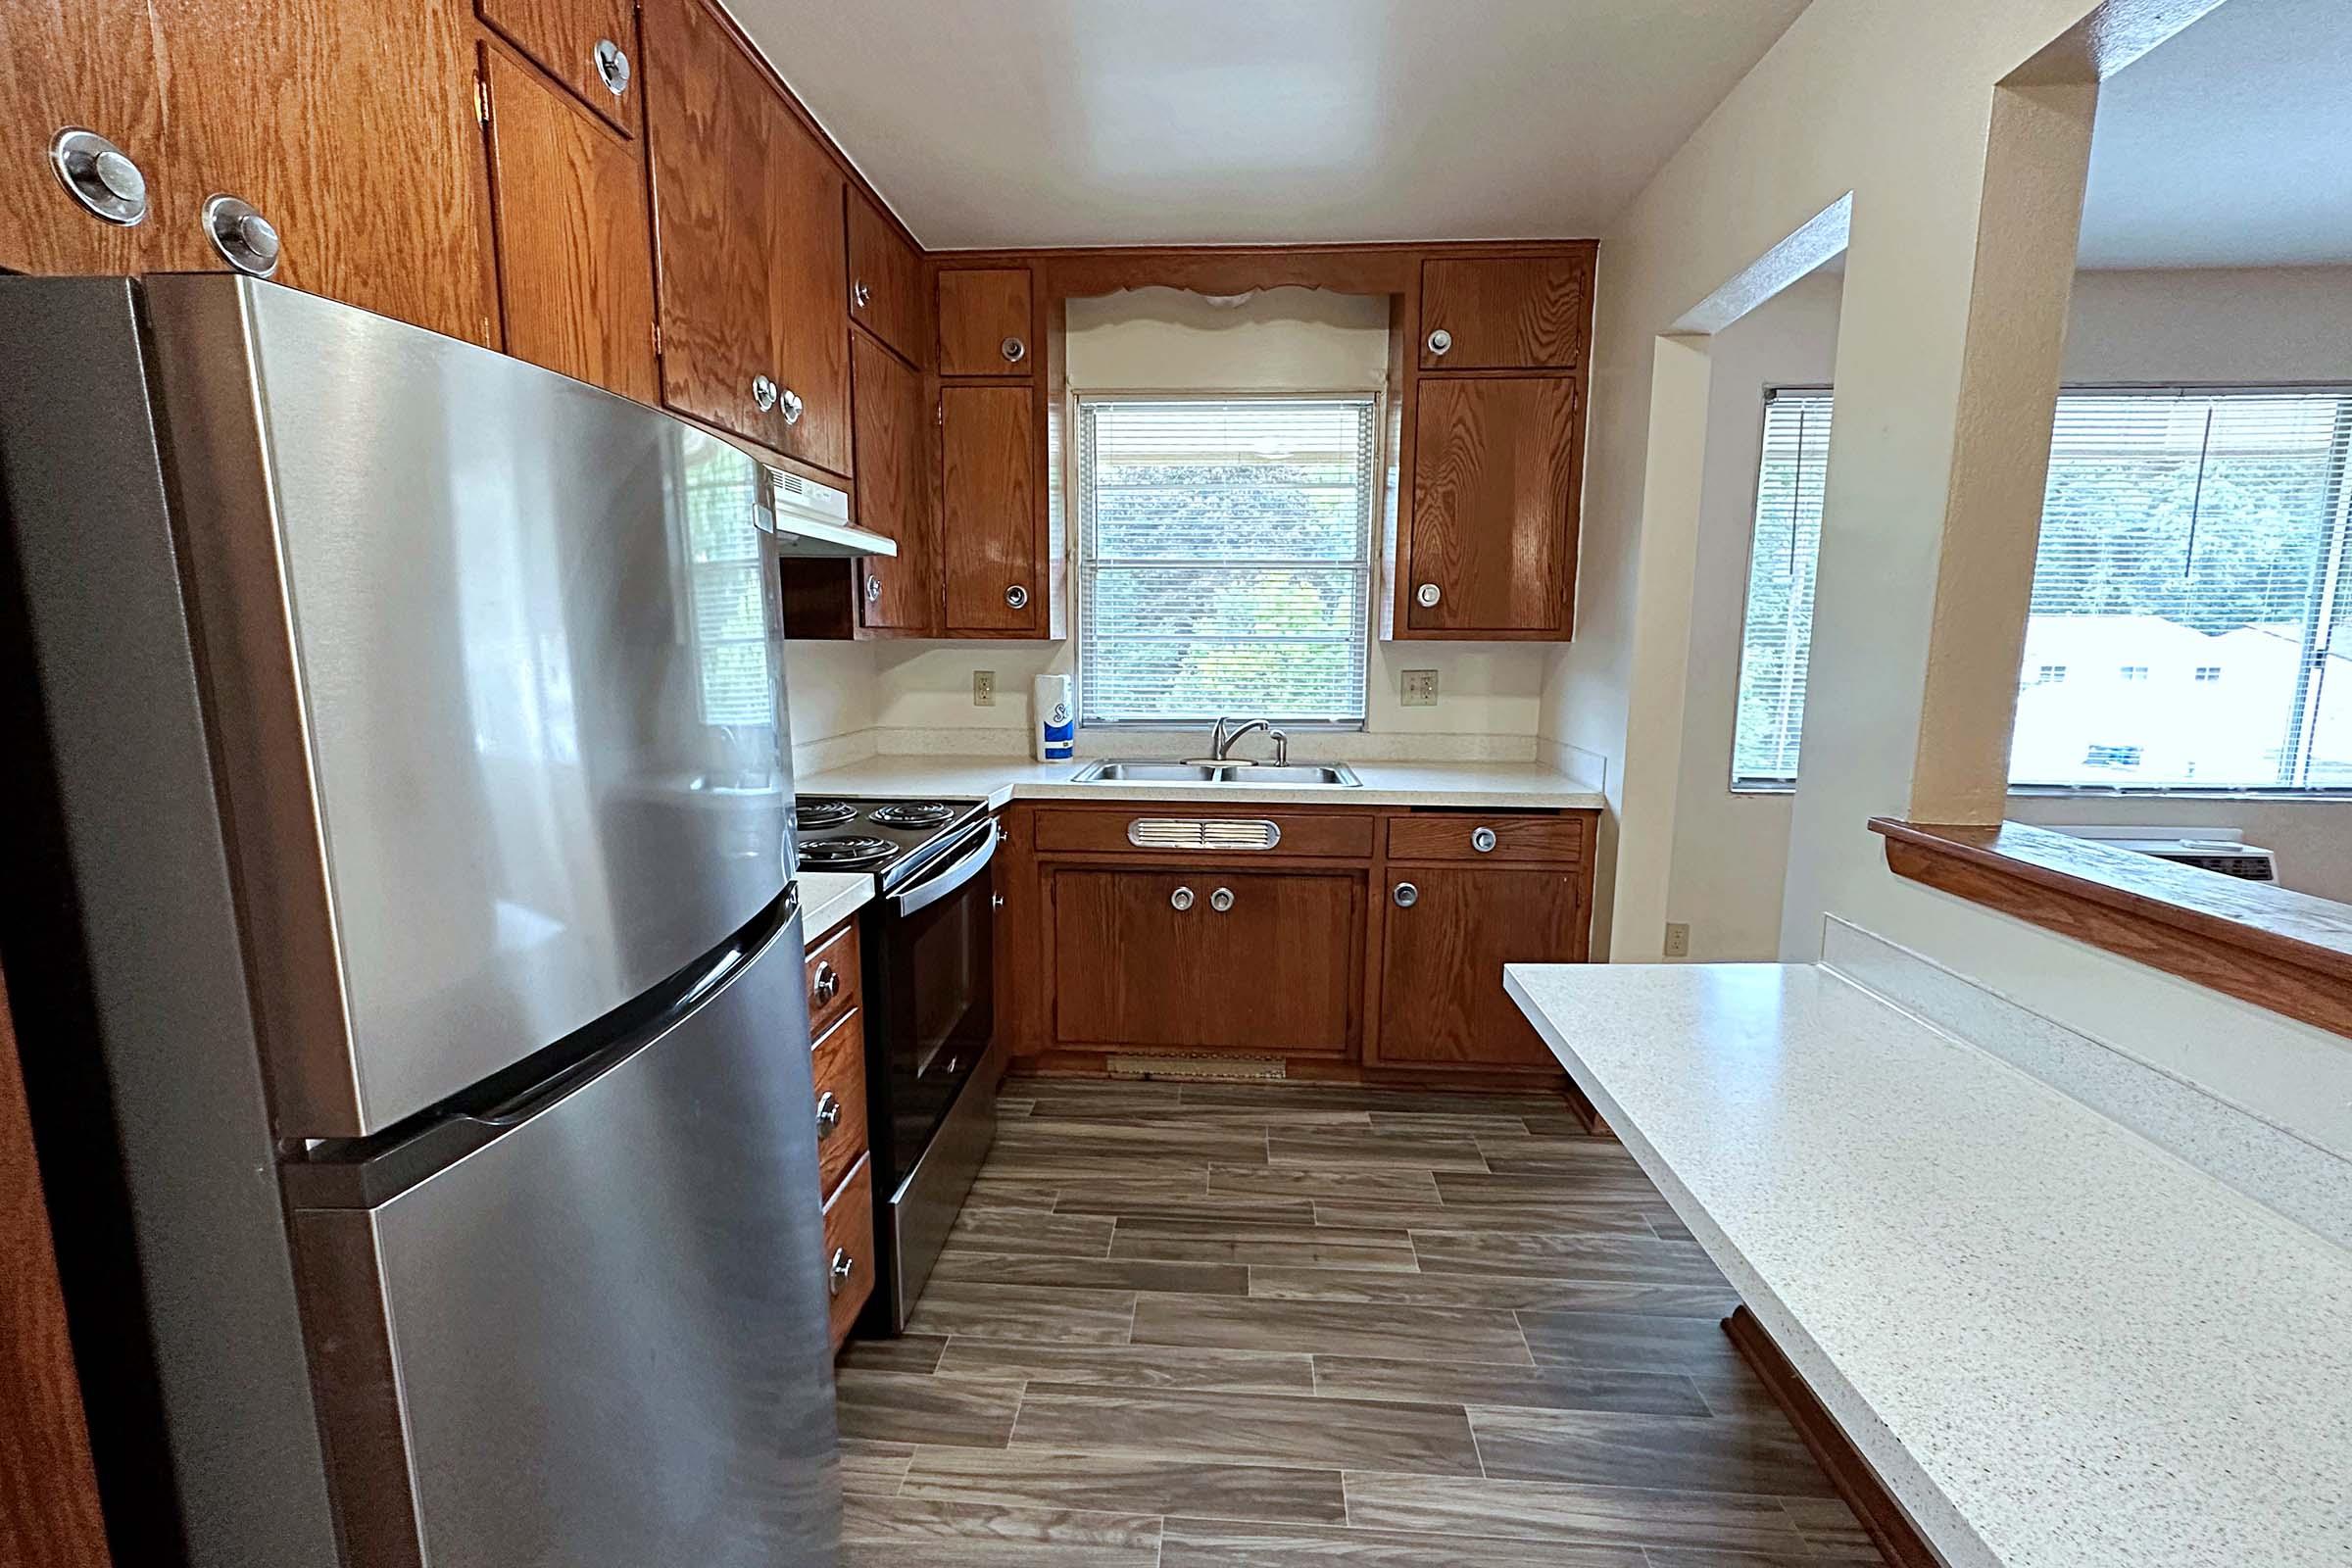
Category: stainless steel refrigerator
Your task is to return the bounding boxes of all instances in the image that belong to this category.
[0,274,869,1566]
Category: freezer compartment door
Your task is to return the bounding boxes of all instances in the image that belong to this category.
[291,914,839,1568]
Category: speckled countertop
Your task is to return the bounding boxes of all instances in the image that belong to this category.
[1502,960,2352,1568]
[796,755,1606,810]
[798,870,873,938]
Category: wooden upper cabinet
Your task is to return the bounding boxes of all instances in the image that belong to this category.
[0,1,173,278]
[1419,254,1593,370]
[641,0,788,448]
[851,333,937,632]
[941,384,1039,632]
[1374,864,1583,1069]
[764,112,851,477]
[847,190,924,366]
[1050,867,1361,1054]
[479,41,658,403]
[937,268,1034,376]
[1407,376,1579,636]
[477,0,641,133]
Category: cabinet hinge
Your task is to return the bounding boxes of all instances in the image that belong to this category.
[474,75,492,126]
[935,398,944,426]
[651,318,662,356]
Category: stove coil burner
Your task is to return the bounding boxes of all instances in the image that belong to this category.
[867,801,957,829]
[796,799,859,830]
[800,836,899,868]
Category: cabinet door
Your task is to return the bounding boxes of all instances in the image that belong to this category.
[1051,868,1360,1054]
[480,43,658,403]
[765,112,851,477]
[1419,255,1592,370]
[1376,865,1580,1069]
[852,332,937,631]
[937,268,1033,376]
[479,0,641,133]
[941,384,1039,632]
[642,0,787,447]
[847,189,924,366]
[0,1,172,277]
[1408,376,1578,635]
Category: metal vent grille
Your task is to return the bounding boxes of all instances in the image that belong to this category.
[1105,1054,1287,1082]
[1127,817,1282,851]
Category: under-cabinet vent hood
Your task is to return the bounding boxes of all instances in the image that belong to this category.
[763,466,897,558]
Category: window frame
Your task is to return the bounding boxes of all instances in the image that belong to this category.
[1729,384,1835,795]
[1071,388,1384,732]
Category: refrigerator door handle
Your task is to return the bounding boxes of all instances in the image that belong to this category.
[890,818,999,918]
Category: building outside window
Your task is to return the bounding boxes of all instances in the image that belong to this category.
[1076,395,1378,728]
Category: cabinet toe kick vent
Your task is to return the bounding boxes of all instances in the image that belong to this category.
[1127,817,1282,851]
[1105,1054,1287,1083]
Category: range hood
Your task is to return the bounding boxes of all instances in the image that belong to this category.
[762,466,896,558]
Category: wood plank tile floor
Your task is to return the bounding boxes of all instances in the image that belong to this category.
[836,1076,1877,1567]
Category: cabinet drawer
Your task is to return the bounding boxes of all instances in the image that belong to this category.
[820,1154,875,1354]
[806,919,860,1041]
[847,189,923,365]
[1035,808,1374,858]
[1419,255,1592,370]
[1385,813,1585,864]
[812,1008,868,1203]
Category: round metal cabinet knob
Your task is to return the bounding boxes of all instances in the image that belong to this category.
[1426,327,1452,358]
[814,1090,842,1137]
[51,129,149,225]
[594,38,631,96]
[811,960,839,1004]
[865,572,883,603]
[1393,881,1419,908]
[1001,336,1027,365]
[751,374,779,413]
[1169,886,1196,911]
[1471,826,1498,854]
[203,195,280,277]
[779,387,805,425]
[827,1248,854,1296]
[1004,584,1029,610]
[853,279,872,310]
[1208,887,1235,913]
[1415,582,1442,609]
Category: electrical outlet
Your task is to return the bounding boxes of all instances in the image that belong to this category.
[1663,922,1691,959]
[972,669,996,707]
[1400,668,1440,707]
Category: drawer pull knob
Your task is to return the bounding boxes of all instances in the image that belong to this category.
[1426,327,1452,357]
[814,1090,842,1137]
[594,37,631,96]
[1208,886,1235,912]
[1001,335,1027,364]
[1169,885,1195,912]
[1393,881,1419,908]
[828,1249,854,1296]
[1471,826,1498,854]
[811,960,840,1004]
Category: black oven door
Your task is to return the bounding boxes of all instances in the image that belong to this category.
[865,815,997,1192]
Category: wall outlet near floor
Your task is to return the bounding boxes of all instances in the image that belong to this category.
[1400,668,1440,707]
[972,669,996,707]
[1663,921,1692,958]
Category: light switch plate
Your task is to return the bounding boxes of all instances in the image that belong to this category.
[1400,669,1439,707]
[972,669,996,707]
[1663,922,1691,958]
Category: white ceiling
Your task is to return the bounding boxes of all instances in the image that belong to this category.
[730,0,1813,250]
[2079,0,2352,269]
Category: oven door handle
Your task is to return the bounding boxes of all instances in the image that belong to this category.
[890,817,1000,917]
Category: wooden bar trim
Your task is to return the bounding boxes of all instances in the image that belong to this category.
[1721,1306,1934,1568]
[1870,817,2352,1040]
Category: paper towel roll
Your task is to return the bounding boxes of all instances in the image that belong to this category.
[1034,672,1075,761]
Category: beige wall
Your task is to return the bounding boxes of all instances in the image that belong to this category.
[1666,266,2352,958]
[1542,0,2352,1158]
[787,286,1554,759]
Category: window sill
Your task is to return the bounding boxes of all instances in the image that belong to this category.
[1868,817,2352,1040]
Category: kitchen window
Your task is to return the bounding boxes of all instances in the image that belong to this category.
[1077,395,1377,727]
[1732,384,2352,794]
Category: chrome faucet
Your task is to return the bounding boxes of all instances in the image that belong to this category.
[1208,716,1289,765]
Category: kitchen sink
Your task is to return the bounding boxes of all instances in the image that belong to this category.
[1070,760,1360,787]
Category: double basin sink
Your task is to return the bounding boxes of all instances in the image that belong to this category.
[1070,760,1361,787]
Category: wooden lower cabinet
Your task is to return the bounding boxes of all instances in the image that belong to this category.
[1047,865,1363,1055]
[820,1154,874,1354]
[1373,863,1585,1070]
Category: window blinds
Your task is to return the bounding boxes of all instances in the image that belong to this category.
[2013,388,2352,788]
[1078,397,1377,726]
[1732,390,1833,787]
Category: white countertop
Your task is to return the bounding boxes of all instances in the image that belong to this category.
[795,754,1606,810]
[1503,961,2352,1568]
[798,870,873,939]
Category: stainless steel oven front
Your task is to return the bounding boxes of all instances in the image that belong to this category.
[858,813,1001,1332]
